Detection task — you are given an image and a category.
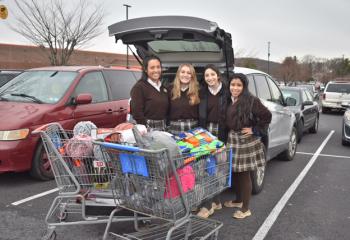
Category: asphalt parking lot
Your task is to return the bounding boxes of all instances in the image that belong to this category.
[0,111,349,240]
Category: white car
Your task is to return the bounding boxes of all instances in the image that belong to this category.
[322,81,350,113]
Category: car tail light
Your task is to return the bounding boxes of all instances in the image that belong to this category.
[322,93,326,100]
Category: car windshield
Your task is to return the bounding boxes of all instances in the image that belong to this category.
[282,89,301,105]
[298,85,314,92]
[326,83,350,93]
[148,40,220,53]
[0,70,77,104]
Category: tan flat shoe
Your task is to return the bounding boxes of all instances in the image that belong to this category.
[224,201,243,208]
[197,207,214,218]
[212,202,222,210]
[233,210,251,219]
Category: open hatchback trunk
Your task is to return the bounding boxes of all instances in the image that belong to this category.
[108,16,234,84]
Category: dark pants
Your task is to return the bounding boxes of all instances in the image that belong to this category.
[232,171,252,211]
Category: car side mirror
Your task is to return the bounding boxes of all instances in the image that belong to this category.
[285,97,297,106]
[75,93,92,105]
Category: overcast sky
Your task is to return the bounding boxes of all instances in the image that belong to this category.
[0,0,349,63]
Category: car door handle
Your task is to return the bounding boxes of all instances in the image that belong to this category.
[106,109,113,114]
[116,107,127,113]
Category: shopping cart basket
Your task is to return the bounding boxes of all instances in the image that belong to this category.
[33,123,153,240]
[95,141,233,240]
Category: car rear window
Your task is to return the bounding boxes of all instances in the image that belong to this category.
[148,40,220,53]
[104,70,141,100]
[326,83,350,93]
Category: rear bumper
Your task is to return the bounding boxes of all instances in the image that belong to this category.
[322,100,345,110]
[0,137,37,173]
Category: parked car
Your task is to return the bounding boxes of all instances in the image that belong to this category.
[281,86,319,142]
[108,15,297,194]
[0,66,141,180]
[296,83,319,100]
[341,102,350,145]
[321,81,350,113]
[0,69,23,87]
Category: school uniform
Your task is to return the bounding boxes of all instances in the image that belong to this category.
[130,78,169,130]
[198,83,228,210]
[226,97,272,172]
[168,88,199,135]
[198,83,227,141]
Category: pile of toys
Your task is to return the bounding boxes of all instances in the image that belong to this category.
[175,127,225,165]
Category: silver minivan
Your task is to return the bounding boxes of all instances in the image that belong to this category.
[108,16,297,193]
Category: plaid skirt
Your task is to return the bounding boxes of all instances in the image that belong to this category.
[227,130,266,172]
[207,122,219,137]
[146,119,166,131]
[168,119,198,135]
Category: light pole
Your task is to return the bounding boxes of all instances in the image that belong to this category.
[123,4,131,68]
[267,41,271,74]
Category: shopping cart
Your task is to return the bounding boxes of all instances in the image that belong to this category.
[95,140,233,240]
[33,123,153,240]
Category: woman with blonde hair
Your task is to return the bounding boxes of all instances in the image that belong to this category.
[168,63,200,134]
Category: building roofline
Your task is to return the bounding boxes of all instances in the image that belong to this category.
[0,43,123,56]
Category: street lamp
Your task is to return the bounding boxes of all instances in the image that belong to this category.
[123,4,131,68]
[267,41,271,74]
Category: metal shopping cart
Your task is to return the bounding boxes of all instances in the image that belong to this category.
[33,123,153,240]
[95,140,233,240]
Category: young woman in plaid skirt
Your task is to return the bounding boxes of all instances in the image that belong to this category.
[168,64,200,135]
[130,55,169,131]
[224,73,272,219]
[196,64,229,218]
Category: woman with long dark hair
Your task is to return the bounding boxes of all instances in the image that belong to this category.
[130,55,169,130]
[224,73,271,219]
[196,64,228,218]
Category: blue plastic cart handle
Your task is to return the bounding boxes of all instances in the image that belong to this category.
[99,142,140,152]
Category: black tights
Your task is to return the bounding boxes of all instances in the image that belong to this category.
[232,171,252,212]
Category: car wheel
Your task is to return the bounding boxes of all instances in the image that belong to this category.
[309,116,319,133]
[279,127,297,161]
[296,119,303,143]
[30,142,54,180]
[251,165,265,195]
[322,107,329,114]
[251,144,266,195]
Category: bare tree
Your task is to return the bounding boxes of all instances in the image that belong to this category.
[11,0,104,65]
[278,56,300,85]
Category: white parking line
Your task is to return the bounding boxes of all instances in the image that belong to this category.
[297,151,350,159]
[252,130,335,240]
[11,188,59,206]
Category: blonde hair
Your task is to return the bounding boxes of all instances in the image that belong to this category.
[171,64,200,105]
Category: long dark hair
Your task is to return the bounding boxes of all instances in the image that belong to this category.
[228,73,255,130]
[140,55,162,81]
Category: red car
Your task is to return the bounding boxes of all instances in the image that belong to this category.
[0,66,141,180]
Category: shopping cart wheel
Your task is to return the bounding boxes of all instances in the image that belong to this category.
[56,209,67,221]
[41,229,57,240]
